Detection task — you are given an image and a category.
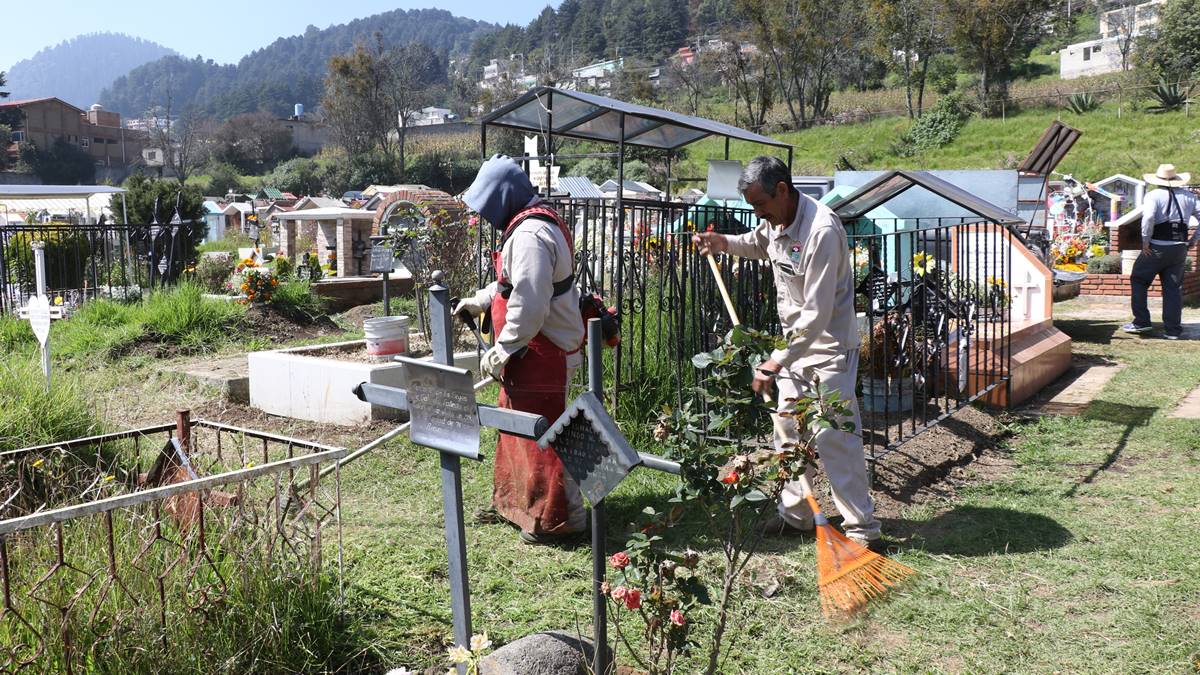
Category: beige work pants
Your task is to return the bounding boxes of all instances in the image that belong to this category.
[771,350,881,541]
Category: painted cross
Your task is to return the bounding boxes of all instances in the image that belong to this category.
[1011,268,1043,323]
[15,242,65,391]
[539,392,642,506]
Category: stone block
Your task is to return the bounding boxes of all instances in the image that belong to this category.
[479,632,603,675]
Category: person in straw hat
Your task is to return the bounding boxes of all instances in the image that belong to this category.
[1123,164,1200,340]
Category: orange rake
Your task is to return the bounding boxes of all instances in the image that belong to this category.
[806,494,915,618]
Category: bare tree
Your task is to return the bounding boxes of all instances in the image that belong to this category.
[870,0,946,117]
[1106,1,1139,72]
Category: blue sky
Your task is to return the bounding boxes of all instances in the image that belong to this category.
[1,0,556,72]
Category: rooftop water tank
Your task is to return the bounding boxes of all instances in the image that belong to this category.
[294,103,304,118]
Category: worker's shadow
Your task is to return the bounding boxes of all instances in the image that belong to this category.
[888,505,1072,556]
[1055,318,1120,345]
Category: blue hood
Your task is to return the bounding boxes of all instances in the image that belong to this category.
[462,155,536,229]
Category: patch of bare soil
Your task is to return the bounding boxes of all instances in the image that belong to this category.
[869,405,1014,519]
[243,304,341,343]
[338,303,383,331]
[190,397,397,451]
[806,405,1014,522]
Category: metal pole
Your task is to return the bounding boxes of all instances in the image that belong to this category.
[429,270,471,670]
[614,113,625,408]
[33,242,50,392]
[546,91,554,198]
[586,318,609,675]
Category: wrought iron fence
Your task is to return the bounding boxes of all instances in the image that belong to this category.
[477,199,1014,463]
[0,418,345,673]
[0,222,203,315]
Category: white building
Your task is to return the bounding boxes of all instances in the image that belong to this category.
[1060,0,1165,79]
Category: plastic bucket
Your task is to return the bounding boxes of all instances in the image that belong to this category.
[1120,249,1139,275]
[860,376,914,413]
[364,316,410,356]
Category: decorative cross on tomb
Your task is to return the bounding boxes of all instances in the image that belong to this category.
[1010,268,1043,323]
[539,392,642,507]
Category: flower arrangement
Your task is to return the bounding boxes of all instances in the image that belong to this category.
[322,251,338,278]
[912,250,936,277]
[1050,225,1108,273]
[238,268,278,304]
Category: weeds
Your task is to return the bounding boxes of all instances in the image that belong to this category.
[269,280,328,322]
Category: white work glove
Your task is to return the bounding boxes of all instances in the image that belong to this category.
[480,345,511,380]
[453,296,485,318]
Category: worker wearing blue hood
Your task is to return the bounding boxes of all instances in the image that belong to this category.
[455,155,586,543]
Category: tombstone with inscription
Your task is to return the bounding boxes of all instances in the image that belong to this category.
[539,392,641,506]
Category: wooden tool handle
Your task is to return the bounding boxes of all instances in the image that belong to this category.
[705,253,741,327]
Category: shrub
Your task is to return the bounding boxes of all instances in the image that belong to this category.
[893,93,971,156]
[198,232,256,256]
[271,254,294,281]
[1066,92,1100,114]
[2,230,93,291]
[1087,254,1121,273]
[195,253,237,294]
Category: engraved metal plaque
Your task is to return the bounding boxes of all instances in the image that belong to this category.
[369,245,396,273]
[396,357,481,459]
[539,392,641,506]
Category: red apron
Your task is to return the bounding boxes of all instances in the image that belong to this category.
[490,206,580,535]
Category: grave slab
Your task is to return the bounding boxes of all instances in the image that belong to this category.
[164,355,250,403]
[1169,385,1200,419]
[1028,362,1124,416]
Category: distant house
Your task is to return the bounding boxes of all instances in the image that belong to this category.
[571,58,624,90]
[1060,0,1164,79]
[406,107,457,126]
[202,200,226,242]
[276,109,331,155]
[221,201,252,234]
[0,98,148,177]
[557,176,605,200]
[599,178,664,201]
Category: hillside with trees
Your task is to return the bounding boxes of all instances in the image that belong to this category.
[100,8,494,119]
[3,33,175,109]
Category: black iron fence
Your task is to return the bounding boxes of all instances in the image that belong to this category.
[477,199,1015,463]
[0,222,203,315]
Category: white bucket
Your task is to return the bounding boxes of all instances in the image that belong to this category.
[364,316,410,357]
[1120,249,1139,275]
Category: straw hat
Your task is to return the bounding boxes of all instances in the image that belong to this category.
[1144,164,1191,187]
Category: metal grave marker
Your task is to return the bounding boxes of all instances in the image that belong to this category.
[369,245,396,274]
[539,391,642,506]
[395,356,481,459]
[295,265,313,281]
[26,295,52,345]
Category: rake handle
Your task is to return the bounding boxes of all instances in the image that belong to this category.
[705,253,741,327]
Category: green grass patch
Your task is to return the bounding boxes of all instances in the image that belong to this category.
[269,279,329,322]
[689,104,1200,181]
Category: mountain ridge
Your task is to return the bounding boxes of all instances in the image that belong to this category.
[4,33,177,109]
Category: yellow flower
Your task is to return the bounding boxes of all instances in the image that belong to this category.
[447,645,472,663]
[32,458,44,468]
[103,475,114,482]
[53,296,63,306]
[912,251,936,277]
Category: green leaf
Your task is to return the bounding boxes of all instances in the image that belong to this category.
[744,489,768,502]
[691,351,714,369]
[730,494,745,509]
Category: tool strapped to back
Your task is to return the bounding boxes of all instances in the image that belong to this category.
[1151,188,1191,242]
[495,205,575,299]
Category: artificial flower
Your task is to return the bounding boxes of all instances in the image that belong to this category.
[670,609,686,626]
[470,633,492,652]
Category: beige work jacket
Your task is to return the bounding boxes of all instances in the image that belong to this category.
[724,193,859,370]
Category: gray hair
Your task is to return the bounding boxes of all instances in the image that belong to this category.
[737,156,792,197]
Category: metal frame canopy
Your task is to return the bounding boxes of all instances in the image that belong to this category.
[0,185,129,224]
[481,86,792,154]
[827,170,1024,226]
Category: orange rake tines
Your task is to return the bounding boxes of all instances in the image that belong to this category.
[806,494,915,618]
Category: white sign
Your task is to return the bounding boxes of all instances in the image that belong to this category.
[26,296,52,346]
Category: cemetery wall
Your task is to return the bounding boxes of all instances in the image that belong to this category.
[1078,239,1200,300]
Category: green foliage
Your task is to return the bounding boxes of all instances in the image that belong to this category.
[194,253,237,293]
[20,137,96,184]
[1138,0,1200,83]
[572,157,615,184]
[205,161,249,196]
[122,174,205,224]
[893,93,972,156]
[1087,253,1121,273]
[2,231,93,292]
[268,280,328,322]
[198,231,256,256]
[265,157,322,196]
[319,150,401,196]
[209,112,296,174]
[1066,92,1100,114]
[404,150,478,194]
[270,254,295,281]
[1147,79,1192,113]
[927,54,961,95]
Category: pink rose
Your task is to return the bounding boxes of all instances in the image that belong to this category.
[670,609,686,626]
[623,588,642,610]
[609,551,630,569]
[610,585,628,601]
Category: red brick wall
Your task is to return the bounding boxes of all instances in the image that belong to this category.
[1079,239,1200,299]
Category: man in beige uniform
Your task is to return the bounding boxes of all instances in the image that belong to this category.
[693,156,882,550]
